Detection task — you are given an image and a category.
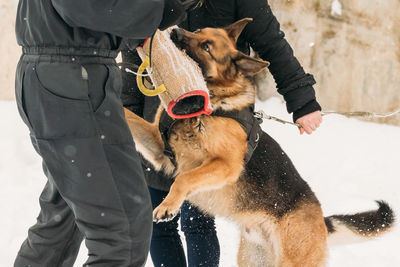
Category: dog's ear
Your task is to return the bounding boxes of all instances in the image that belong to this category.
[225,18,253,43]
[234,52,270,76]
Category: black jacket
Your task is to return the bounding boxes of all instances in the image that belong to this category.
[16,0,165,55]
[121,0,322,191]
[121,0,321,122]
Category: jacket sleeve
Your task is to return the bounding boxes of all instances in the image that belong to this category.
[236,0,321,121]
[51,0,164,39]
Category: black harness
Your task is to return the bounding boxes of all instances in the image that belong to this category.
[158,105,263,167]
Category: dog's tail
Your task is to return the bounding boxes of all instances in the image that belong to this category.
[325,201,395,246]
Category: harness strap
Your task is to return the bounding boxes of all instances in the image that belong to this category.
[159,111,178,167]
[212,105,263,162]
[159,105,263,167]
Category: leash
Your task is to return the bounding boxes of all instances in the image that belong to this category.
[321,110,400,118]
[254,110,301,127]
[254,109,400,128]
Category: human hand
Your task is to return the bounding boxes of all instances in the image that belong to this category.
[159,0,198,30]
[295,111,322,135]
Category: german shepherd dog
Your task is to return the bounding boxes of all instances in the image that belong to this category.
[124,19,395,266]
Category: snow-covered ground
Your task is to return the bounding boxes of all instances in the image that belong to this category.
[1,98,399,267]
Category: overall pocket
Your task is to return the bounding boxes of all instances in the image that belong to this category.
[23,62,97,139]
[15,60,33,131]
[91,64,134,145]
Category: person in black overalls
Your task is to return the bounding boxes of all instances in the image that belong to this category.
[121,0,323,266]
[13,0,193,266]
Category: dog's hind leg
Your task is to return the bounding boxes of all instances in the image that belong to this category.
[237,227,276,267]
[237,235,265,267]
[277,203,328,267]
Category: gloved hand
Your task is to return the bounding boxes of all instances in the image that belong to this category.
[158,0,198,30]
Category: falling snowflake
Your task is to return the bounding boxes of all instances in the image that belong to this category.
[64,145,77,157]
[54,215,62,222]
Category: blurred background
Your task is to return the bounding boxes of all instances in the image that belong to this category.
[1,0,399,126]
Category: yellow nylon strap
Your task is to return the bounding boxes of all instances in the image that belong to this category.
[136,57,166,96]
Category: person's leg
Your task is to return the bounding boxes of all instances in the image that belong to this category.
[148,187,187,267]
[14,57,153,267]
[181,202,220,267]
[14,173,83,267]
[14,60,83,267]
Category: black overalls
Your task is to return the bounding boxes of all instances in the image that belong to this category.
[14,0,165,266]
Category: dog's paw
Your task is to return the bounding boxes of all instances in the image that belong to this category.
[153,203,180,223]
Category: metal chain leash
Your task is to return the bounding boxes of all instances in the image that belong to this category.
[254,110,301,127]
[254,109,400,128]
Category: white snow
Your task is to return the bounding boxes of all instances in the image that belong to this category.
[331,0,343,16]
[1,98,400,267]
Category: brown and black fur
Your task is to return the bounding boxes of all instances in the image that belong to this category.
[124,19,395,266]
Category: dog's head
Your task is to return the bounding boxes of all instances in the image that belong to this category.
[171,18,270,88]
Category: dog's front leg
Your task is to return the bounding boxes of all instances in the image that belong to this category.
[153,157,243,222]
[124,108,174,172]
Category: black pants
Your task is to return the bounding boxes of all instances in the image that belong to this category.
[148,187,220,267]
[14,54,152,267]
